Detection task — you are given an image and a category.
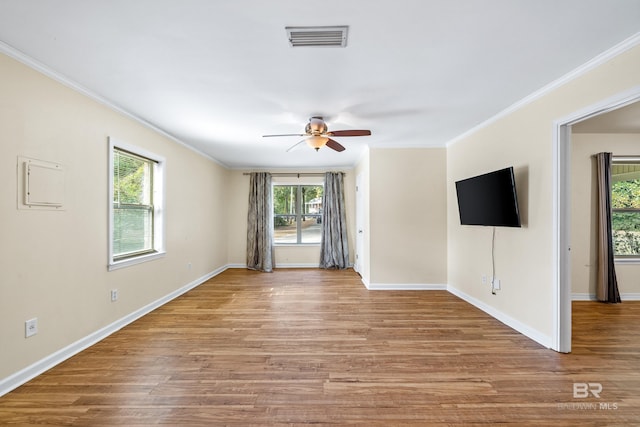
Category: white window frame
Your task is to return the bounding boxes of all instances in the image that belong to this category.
[108,137,166,270]
[272,176,323,246]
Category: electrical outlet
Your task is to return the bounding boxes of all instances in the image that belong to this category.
[493,279,501,290]
[25,318,38,338]
[187,262,192,270]
[111,289,118,302]
[481,275,487,285]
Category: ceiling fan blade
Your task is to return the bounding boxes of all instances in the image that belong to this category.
[326,138,345,152]
[328,130,371,137]
[263,133,307,138]
[286,139,307,152]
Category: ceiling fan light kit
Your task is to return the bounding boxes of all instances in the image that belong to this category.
[263,117,371,153]
[307,136,329,151]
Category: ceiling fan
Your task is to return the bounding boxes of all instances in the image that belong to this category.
[263,116,371,152]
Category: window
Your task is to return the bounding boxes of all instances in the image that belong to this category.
[273,184,323,244]
[108,138,165,270]
[611,158,640,259]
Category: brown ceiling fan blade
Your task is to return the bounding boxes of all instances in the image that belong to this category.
[263,133,307,137]
[328,130,371,137]
[326,138,345,152]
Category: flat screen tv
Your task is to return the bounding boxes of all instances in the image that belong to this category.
[455,167,521,227]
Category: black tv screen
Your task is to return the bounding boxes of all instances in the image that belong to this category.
[455,167,521,227]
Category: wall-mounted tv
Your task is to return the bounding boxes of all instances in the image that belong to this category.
[455,167,521,227]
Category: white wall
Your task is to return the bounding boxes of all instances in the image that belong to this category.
[571,133,640,298]
[367,148,448,287]
[0,53,229,382]
[447,43,640,346]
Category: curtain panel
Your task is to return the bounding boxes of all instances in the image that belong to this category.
[246,172,273,272]
[320,172,350,269]
[595,152,621,303]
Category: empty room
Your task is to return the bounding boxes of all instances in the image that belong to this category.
[1,1,640,425]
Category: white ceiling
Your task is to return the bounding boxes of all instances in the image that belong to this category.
[1,0,639,169]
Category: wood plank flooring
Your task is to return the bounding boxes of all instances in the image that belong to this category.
[1,268,639,425]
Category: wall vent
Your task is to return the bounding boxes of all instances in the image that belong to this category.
[285,26,348,48]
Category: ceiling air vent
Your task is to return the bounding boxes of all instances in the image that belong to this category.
[285,26,348,48]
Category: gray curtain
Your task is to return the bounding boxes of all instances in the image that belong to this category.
[246,172,273,272]
[595,152,621,303]
[320,172,350,269]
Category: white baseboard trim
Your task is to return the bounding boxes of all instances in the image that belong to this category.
[447,286,553,349]
[361,276,370,289]
[0,266,226,398]
[272,264,357,269]
[573,293,640,301]
[274,263,320,268]
[226,263,247,269]
[228,264,358,270]
[366,283,448,291]
[572,293,597,301]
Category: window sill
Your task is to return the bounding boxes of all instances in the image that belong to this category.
[274,243,321,247]
[108,251,166,271]
[614,257,640,265]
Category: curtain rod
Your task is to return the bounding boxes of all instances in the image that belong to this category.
[612,155,640,162]
[242,172,342,177]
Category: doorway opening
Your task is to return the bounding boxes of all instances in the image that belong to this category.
[554,87,640,353]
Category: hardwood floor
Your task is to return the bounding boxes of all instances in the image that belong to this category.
[1,268,639,425]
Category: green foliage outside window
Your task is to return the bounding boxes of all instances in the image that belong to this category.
[114,151,151,204]
[611,177,640,257]
[113,149,154,258]
[273,184,323,244]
